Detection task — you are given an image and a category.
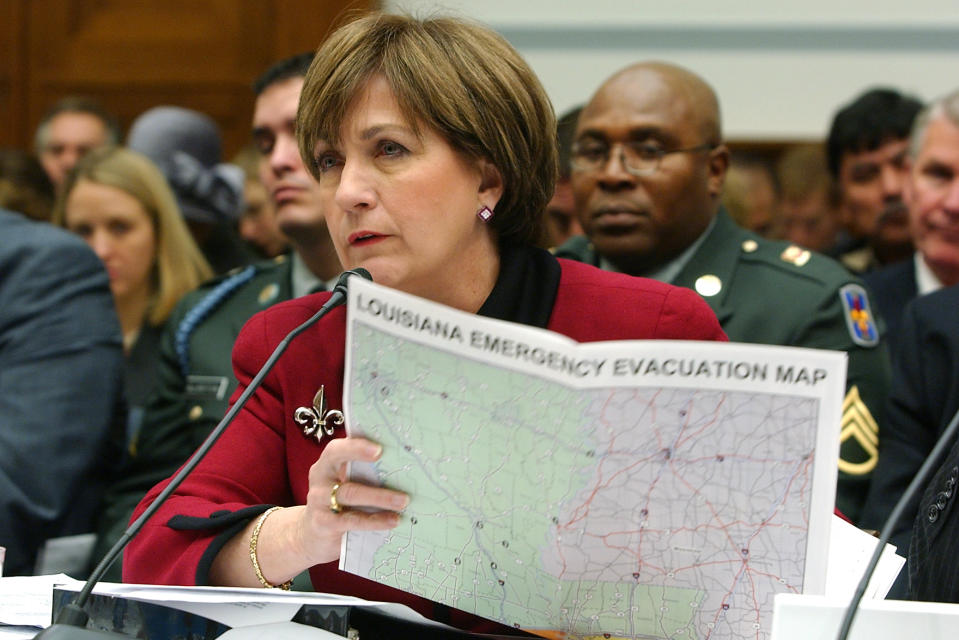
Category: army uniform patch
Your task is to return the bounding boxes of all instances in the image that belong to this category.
[838,385,879,476]
[839,284,879,347]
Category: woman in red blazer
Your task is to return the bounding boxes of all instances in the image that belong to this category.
[125,12,727,633]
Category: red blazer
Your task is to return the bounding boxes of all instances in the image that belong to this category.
[125,259,726,631]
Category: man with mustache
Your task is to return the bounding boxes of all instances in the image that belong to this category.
[89,52,341,579]
[555,61,890,525]
[827,88,923,275]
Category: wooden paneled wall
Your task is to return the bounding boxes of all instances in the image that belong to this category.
[0,0,375,156]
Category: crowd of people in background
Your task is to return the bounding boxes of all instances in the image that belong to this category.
[2,10,959,623]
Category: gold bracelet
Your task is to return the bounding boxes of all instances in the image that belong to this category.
[249,506,293,590]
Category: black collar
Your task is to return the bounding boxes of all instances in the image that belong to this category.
[477,244,561,329]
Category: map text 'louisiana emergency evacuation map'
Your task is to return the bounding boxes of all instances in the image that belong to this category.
[341,278,842,640]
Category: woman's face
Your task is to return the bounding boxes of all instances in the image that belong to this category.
[313,75,502,305]
[65,178,157,302]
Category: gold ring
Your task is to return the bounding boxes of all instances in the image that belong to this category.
[330,482,343,514]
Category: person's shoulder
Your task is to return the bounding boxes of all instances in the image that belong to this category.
[732,235,883,347]
[0,209,94,262]
[166,255,298,357]
[190,254,290,299]
[233,287,342,357]
[556,257,714,317]
[557,257,675,295]
[551,235,594,262]
[734,234,862,291]
[838,246,876,274]
[173,254,292,319]
[554,257,725,341]
[0,210,105,290]
[862,258,913,289]
[909,284,959,316]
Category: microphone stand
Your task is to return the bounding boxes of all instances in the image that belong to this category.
[34,268,372,639]
[834,404,959,640]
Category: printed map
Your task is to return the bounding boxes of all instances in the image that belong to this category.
[341,321,822,640]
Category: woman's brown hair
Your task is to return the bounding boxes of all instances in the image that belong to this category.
[297,13,557,247]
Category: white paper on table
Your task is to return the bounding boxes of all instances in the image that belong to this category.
[53,582,449,630]
[0,574,83,627]
[825,515,905,599]
[0,627,42,640]
[219,621,344,639]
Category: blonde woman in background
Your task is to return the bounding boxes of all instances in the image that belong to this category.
[54,145,212,442]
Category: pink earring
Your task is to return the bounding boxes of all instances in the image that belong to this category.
[477,206,494,222]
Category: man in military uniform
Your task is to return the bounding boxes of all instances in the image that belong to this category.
[90,53,341,578]
[555,61,890,524]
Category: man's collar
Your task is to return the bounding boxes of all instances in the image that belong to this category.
[641,215,718,283]
[597,215,718,281]
[916,252,946,295]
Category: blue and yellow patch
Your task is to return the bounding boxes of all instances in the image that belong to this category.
[839,284,879,347]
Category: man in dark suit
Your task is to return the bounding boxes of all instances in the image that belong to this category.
[861,259,916,358]
[861,284,959,601]
[555,61,890,524]
[0,209,123,575]
[863,89,959,361]
[863,90,959,567]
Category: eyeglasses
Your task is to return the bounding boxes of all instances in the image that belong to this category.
[570,140,717,176]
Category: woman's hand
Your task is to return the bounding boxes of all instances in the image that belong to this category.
[295,436,409,566]
[210,436,408,588]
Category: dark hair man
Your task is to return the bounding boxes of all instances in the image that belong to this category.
[826,88,923,273]
[556,61,891,524]
[89,52,341,579]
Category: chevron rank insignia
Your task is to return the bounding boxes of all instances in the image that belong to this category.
[838,385,879,476]
[839,284,879,347]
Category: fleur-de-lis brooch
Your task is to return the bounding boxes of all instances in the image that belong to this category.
[294,385,344,442]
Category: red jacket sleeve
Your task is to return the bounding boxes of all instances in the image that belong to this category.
[123,306,298,585]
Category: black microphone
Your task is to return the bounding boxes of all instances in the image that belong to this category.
[835,403,959,640]
[36,268,373,640]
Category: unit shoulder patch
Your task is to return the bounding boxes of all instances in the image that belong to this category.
[839,283,879,347]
